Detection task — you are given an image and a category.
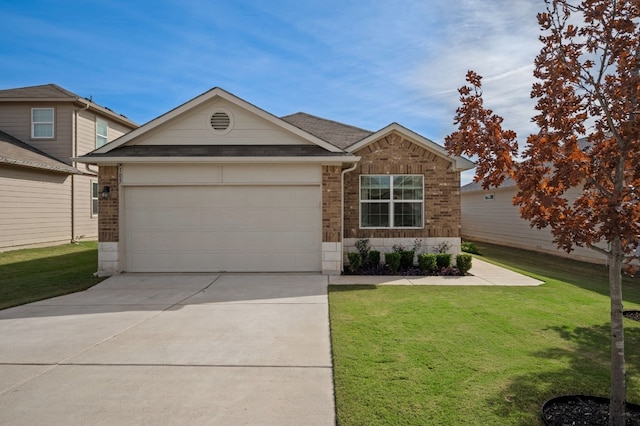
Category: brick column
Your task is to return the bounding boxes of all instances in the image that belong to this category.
[321,165,342,274]
[97,165,119,276]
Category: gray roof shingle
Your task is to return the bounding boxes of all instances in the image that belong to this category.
[280,112,372,149]
[0,130,81,174]
[84,144,346,158]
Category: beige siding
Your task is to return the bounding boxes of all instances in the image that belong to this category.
[461,187,607,264]
[0,166,72,251]
[0,102,73,163]
[135,99,313,146]
[76,109,135,155]
[72,174,98,241]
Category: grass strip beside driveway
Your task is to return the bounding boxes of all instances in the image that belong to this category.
[0,242,103,310]
[329,242,640,425]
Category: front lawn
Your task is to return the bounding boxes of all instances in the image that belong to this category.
[0,242,103,310]
[329,242,640,425]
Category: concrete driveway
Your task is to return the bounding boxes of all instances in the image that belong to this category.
[0,274,334,425]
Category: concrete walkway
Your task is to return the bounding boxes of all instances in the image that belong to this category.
[329,257,545,286]
[0,274,334,426]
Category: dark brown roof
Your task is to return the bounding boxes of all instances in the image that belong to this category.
[280,112,372,149]
[83,144,346,158]
[0,130,81,174]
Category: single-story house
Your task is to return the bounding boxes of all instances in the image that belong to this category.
[461,179,607,264]
[77,87,474,275]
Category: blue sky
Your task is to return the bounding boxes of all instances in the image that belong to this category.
[1,0,545,183]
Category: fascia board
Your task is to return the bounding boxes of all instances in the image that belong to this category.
[73,155,360,165]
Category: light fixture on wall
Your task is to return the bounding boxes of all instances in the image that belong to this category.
[101,186,110,199]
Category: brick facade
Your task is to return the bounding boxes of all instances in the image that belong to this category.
[322,165,342,243]
[98,165,119,242]
[343,131,461,240]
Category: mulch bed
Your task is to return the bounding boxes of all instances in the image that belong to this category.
[342,265,464,276]
[624,310,640,322]
[542,395,640,425]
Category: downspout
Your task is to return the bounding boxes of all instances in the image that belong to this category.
[71,101,91,243]
[340,162,358,273]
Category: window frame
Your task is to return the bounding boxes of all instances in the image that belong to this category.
[359,174,424,229]
[96,118,108,148]
[31,107,55,139]
[91,181,99,216]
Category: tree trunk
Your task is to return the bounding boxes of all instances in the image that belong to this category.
[609,236,626,426]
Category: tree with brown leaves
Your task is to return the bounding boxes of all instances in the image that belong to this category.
[445,1,640,424]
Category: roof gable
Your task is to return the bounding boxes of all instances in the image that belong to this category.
[95,88,344,154]
[0,130,81,174]
[347,123,475,171]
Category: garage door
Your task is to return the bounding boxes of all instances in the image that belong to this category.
[123,186,321,272]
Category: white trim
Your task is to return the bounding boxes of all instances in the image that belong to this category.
[31,107,55,139]
[347,123,475,171]
[90,180,99,216]
[359,174,424,229]
[92,87,345,154]
[73,155,360,165]
[96,117,108,148]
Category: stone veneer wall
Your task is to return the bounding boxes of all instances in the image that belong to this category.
[322,165,342,274]
[343,131,461,241]
[97,165,119,276]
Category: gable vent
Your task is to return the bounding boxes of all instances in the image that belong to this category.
[210,112,231,131]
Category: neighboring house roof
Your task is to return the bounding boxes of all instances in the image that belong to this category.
[0,129,81,174]
[280,112,373,149]
[461,178,517,193]
[0,84,137,128]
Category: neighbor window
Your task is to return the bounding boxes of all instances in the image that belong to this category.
[360,175,424,228]
[91,181,99,216]
[31,108,54,138]
[96,118,108,147]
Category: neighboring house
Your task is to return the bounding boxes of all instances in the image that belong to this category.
[0,84,137,251]
[461,179,607,264]
[77,87,474,276]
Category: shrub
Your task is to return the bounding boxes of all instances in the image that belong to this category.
[355,239,370,263]
[368,250,381,266]
[456,253,473,275]
[385,252,401,273]
[391,244,405,253]
[399,250,415,269]
[436,253,452,269]
[347,252,362,273]
[461,241,481,255]
[418,253,437,272]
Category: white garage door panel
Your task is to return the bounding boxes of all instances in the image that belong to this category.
[124,186,321,272]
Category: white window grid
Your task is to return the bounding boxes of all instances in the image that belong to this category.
[31,108,54,138]
[359,174,424,229]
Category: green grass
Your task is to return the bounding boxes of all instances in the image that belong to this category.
[329,241,640,425]
[0,241,104,310]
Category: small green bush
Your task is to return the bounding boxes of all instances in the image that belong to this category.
[355,239,370,262]
[399,250,415,269]
[461,241,481,255]
[436,253,452,269]
[368,250,381,266]
[385,252,401,273]
[456,253,473,274]
[418,253,437,272]
[348,252,362,273]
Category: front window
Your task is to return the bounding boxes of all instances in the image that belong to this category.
[32,108,54,138]
[91,181,99,216]
[360,175,424,228]
[96,118,108,147]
